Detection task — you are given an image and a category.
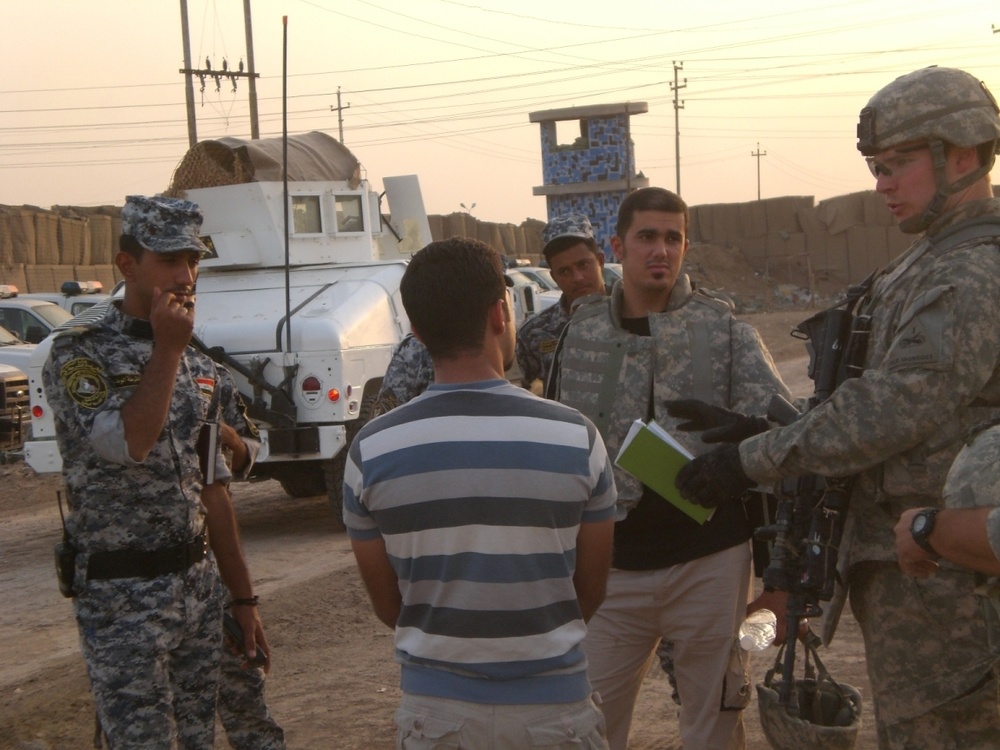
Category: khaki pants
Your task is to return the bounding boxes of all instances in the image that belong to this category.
[584,543,753,750]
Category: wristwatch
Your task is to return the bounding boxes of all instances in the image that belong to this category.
[909,508,940,558]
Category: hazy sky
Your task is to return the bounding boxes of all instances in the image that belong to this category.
[2,0,999,223]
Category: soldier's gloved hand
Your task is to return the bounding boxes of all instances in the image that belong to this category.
[675,443,754,508]
[666,399,769,443]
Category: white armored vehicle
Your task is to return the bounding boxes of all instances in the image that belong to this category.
[26,131,431,517]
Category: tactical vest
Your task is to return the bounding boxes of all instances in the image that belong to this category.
[557,282,738,512]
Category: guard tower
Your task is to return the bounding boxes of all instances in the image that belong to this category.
[529,102,649,257]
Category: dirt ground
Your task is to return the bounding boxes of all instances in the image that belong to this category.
[0,307,880,750]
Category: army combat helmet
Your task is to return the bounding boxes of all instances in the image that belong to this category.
[756,632,862,749]
[857,66,1000,233]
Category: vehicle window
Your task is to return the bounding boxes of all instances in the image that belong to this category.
[0,325,20,344]
[506,270,532,287]
[291,195,323,234]
[335,195,364,233]
[30,304,74,328]
[528,268,558,290]
[0,309,28,340]
[602,264,623,286]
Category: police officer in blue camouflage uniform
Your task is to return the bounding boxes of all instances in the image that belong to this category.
[43,195,270,749]
[373,333,434,417]
[516,214,606,390]
[215,366,286,750]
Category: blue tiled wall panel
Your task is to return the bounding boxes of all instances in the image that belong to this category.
[539,114,639,259]
[545,191,630,260]
[539,116,636,185]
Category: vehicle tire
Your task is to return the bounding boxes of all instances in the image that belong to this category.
[276,463,327,498]
[324,383,380,530]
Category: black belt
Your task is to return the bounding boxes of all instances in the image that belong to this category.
[86,531,208,581]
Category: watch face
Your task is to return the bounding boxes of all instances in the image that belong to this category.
[912,515,928,533]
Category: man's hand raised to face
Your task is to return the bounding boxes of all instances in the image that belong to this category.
[150,286,195,354]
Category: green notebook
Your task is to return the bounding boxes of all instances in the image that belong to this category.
[614,419,715,524]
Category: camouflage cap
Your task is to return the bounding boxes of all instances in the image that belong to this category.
[542,214,595,254]
[858,66,1000,155]
[121,195,210,255]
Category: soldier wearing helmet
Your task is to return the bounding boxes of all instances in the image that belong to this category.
[858,66,1000,234]
[674,67,1000,747]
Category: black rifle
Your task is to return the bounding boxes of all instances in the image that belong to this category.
[755,275,872,712]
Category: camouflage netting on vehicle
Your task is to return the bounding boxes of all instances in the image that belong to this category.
[165,130,362,195]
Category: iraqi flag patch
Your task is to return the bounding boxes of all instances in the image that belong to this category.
[196,377,216,398]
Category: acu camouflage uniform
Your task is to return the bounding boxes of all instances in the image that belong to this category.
[373,333,433,416]
[943,420,1000,663]
[214,366,286,750]
[740,199,1000,746]
[43,302,229,749]
[516,298,571,387]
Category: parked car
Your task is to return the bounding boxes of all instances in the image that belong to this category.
[21,280,110,316]
[505,269,560,314]
[518,266,559,291]
[0,286,75,344]
[0,324,35,374]
[0,362,30,440]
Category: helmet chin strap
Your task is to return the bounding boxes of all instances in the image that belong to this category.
[900,139,997,233]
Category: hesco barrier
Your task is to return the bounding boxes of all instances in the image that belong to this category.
[7,187,995,294]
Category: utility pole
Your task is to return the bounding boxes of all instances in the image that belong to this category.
[243,0,260,139]
[178,0,261,147]
[671,62,687,194]
[180,0,198,148]
[330,87,351,143]
[751,142,767,200]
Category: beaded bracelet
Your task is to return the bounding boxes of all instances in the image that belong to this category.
[230,596,259,607]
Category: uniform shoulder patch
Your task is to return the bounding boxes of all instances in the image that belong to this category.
[196,377,216,398]
[60,357,109,409]
[887,315,944,370]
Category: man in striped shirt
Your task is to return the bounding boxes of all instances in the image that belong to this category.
[344,237,617,749]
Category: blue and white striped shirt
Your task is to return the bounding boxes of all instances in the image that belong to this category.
[344,378,616,704]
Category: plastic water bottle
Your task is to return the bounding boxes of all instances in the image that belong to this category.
[738,609,777,651]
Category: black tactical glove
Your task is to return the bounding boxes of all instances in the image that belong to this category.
[674,443,755,508]
[666,399,769,444]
